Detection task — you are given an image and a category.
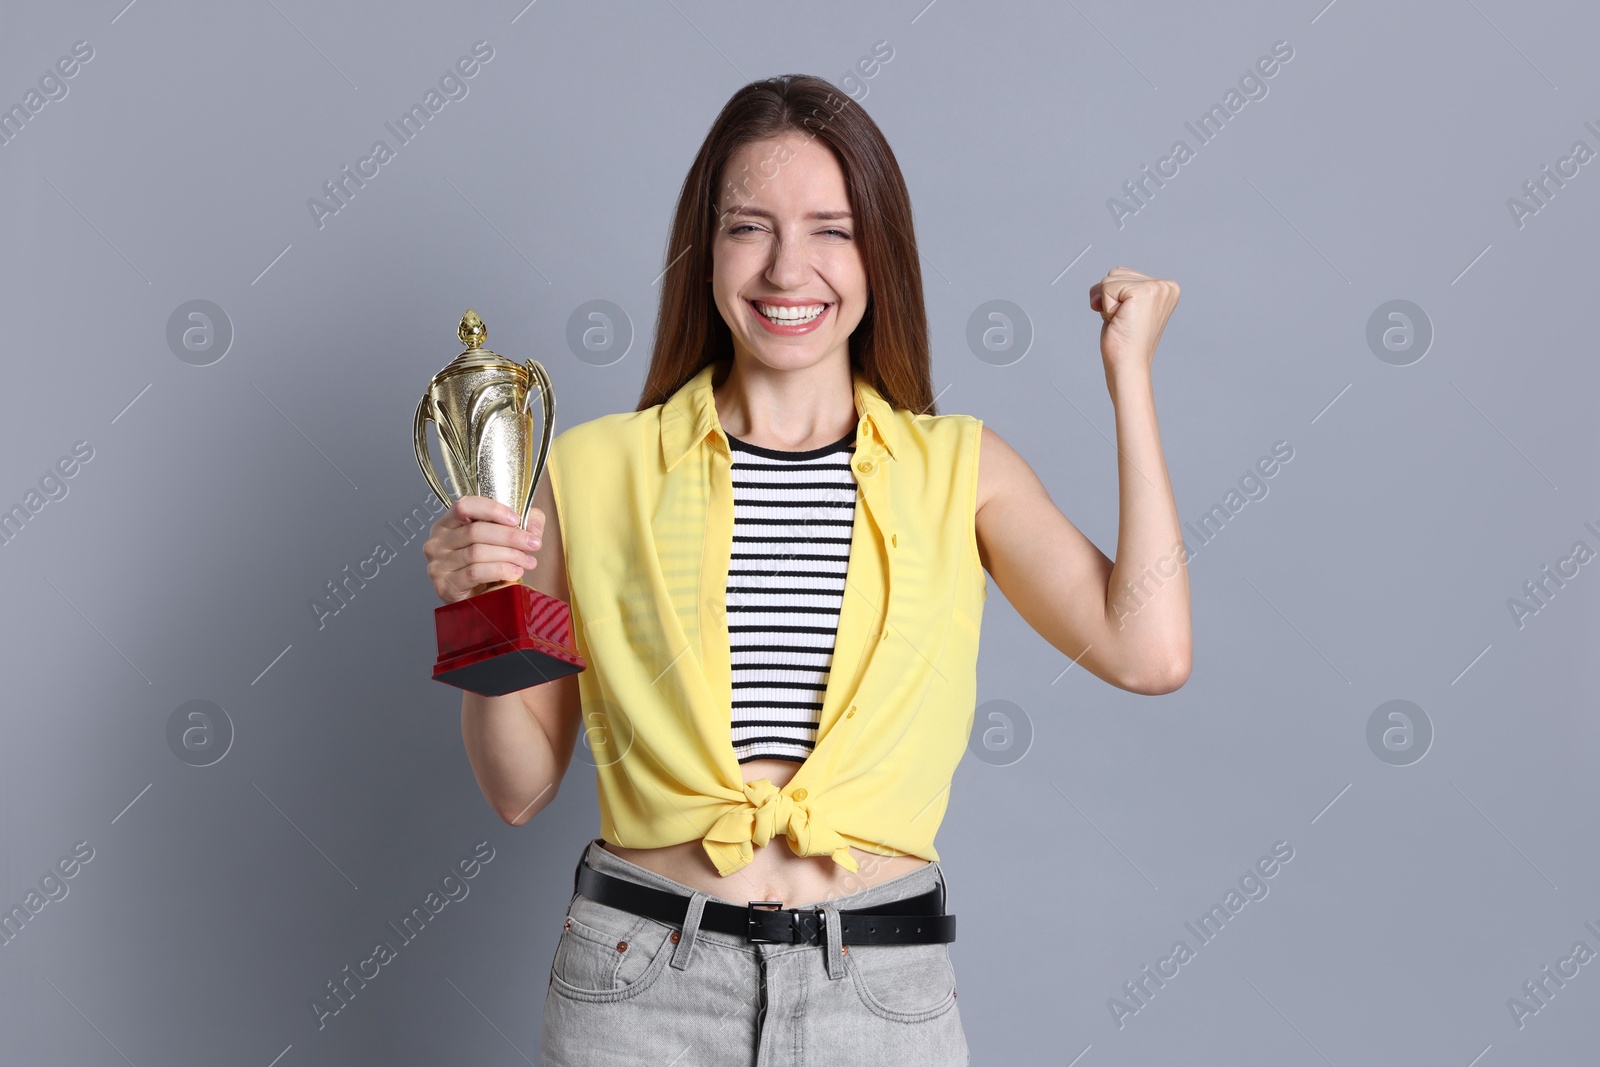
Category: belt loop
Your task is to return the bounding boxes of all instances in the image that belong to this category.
[572,840,593,898]
[671,890,710,970]
[821,902,846,980]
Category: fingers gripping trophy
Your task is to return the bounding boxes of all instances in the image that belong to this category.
[413,309,585,696]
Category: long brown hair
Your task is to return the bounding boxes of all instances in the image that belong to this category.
[635,73,936,415]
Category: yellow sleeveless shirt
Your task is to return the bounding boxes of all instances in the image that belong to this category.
[546,360,987,878]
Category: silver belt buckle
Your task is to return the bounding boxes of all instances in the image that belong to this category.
[746,899,790,943]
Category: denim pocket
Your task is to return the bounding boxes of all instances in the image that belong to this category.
[549,893,676,1003]
[847,941,959,1023]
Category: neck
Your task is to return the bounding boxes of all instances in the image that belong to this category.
[712,354,858,451]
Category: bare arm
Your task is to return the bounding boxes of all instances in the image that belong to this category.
[426,474,583,825]
[974,268,1191,694]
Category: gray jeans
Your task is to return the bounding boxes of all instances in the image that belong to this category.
[541,838,969,1066]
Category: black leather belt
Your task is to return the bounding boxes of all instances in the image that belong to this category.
[573,857,957,945]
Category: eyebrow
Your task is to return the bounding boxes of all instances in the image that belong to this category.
[719,207,854,221]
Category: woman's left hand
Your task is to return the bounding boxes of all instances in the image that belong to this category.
[1089,266,1181,378]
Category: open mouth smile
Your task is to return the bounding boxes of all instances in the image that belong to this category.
[748,299,832,335]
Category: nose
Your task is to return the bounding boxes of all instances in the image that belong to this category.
[764,231,810,290]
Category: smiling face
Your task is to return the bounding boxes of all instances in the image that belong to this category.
[710,132,869,374]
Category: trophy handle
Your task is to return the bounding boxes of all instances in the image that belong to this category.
[519,360,556,528]
[413,393,457,511]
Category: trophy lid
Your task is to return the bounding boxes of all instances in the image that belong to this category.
[439,308,516,372]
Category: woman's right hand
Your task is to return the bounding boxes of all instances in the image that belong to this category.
[422,495,544,605]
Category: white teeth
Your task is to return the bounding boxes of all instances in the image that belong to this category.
[755,302,825,324]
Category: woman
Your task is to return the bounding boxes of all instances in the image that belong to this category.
[423,74,1189,1065]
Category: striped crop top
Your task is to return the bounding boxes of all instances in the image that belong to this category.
[722,425,859,764]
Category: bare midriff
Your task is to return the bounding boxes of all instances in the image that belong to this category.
[600,757,930,907]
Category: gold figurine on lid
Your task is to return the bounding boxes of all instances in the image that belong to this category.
[458,307,487,349]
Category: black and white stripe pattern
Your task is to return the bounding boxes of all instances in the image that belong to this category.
[724,424,858,764]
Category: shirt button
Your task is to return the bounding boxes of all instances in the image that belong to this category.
[857,460,873,473]
[792,788,807,801]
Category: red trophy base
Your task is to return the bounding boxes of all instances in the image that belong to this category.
[432,582,585,697]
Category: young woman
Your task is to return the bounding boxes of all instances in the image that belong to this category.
[422,74,1189,1066]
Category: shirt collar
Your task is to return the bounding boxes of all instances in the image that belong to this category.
[660,360,899,472]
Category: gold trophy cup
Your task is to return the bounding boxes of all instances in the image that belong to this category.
[413,309,585,696]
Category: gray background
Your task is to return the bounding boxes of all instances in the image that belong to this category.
[2,0,1597,1064]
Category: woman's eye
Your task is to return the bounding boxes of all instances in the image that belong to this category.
[725,224,851,238]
